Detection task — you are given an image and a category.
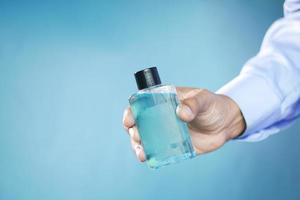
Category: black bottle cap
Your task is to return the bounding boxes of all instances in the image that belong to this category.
[134,67,161,90]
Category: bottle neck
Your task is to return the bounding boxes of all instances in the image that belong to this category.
[138,84,163,92]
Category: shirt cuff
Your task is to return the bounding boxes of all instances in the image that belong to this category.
[216,73,282,141]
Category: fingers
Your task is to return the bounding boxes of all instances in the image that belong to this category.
[129,127,145,162]
[126,123,145,163]
[128,126,141,143]
[123,106,146,162]
[131,138,146,162]
[122,107,135,129]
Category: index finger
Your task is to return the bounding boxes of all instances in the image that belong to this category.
[122,106,135,129]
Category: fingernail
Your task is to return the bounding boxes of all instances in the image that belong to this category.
[177,104,193,118]
[135,145,141,156]
[129,128,134,137]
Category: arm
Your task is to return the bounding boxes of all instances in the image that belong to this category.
[217,0,300,141]
[122,0,300,162]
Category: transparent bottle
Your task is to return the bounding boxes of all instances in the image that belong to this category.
[129,67,196,169]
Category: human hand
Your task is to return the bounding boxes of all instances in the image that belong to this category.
[122,87,246,162]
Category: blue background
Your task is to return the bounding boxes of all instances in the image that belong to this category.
[1,0,300,199]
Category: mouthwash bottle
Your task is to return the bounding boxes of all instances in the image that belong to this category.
[129,67,196,169]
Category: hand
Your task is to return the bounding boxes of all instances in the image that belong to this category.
[122,87,246,162]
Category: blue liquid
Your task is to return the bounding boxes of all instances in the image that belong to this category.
[130,92,196,169]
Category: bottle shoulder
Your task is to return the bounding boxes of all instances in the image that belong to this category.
[128,84,176,102]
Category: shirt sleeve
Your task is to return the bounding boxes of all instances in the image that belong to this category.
[217,0,300,142]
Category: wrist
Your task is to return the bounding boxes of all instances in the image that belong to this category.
[220,94,246,141]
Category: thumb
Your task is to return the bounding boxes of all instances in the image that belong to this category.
[176,103,195,122]
[176,89,211,122]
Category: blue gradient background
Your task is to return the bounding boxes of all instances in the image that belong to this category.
[1,0,300,199]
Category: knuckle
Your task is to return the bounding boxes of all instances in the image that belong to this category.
[198,88,210,96]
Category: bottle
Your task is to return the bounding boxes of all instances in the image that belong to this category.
[129,67,196,169]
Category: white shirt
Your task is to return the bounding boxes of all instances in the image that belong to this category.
[217,0,300,142]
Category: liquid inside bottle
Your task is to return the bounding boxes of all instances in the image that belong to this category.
[129,85,196,169]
